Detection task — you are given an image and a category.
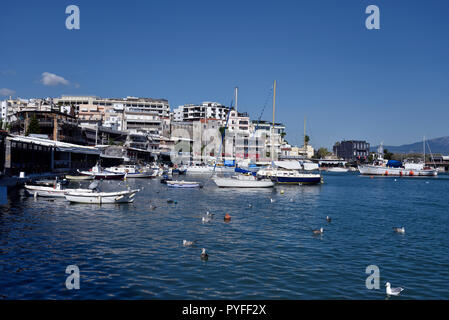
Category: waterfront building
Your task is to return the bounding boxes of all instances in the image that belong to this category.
[2,135,100,176]
[333,140,370,162]
[7,110,85,145]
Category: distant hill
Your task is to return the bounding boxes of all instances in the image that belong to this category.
[372,136,449,155]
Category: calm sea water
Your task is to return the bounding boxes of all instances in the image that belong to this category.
[1,173,449,299]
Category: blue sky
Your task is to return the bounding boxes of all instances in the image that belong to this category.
[1,0,448,149]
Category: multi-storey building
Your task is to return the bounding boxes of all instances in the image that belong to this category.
[53,96,170,135]
[333,140,370,162]
[173,102,229,122]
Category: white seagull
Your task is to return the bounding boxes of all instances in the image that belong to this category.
[183,240,196,247]
[393,227,405,234]
[202,216,212,223]
[385,282,404,296]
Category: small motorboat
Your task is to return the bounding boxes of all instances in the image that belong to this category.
[327,167,349,173]
[65,175,94,181]
[105,165,154,178]
[213,174,274,188]
[78,164,125,180]
[65,189,140,204]
[165,180,202,188]
[25,183,93,198]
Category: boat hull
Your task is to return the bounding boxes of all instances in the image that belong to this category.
[274,176,322,184]
[213,178,274,188]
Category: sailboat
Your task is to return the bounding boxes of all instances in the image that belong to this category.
[210,86,274,188]
[256,81,322,185]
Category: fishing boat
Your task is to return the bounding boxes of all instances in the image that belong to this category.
[25,183,93,198]
[358,140,437,177]
[65,189,140,204]
[78,163,125,180]
[165,180,202,188]
[213,174,274,188]
[105,165,154,178]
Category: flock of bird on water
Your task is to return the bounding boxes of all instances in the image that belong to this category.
[179,189,406,297]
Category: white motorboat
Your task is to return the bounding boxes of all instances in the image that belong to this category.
[65,175,94,181]
[25,183,93,198]
[65,189,140,204]
[78,164,125,180]
[165,180,202,188]
[327,167,349,173]
[105,165,154,178]
[257,161,322,185]
[213,174,274,188]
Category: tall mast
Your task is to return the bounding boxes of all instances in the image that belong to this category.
[423,136,425,163]
[304,116,306,147]
[271,80,276,163]
[235,87,238,114]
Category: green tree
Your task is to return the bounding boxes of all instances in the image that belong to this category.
[26,115,40,136]
[304,135,310,146]
[313,147,331,159]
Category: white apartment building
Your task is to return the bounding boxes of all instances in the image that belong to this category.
[173,102,228,122]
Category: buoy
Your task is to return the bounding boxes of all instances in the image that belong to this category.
[409,171,414,176]
[385,171,389,176]
[224,213,231,222]
[280,189,284,194]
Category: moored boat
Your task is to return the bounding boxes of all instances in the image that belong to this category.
[105,165,154,178]
[65,189,140,204]
[257,161,322,185]
[78,164,125,180]
[165,180,202,188]
[327,167,349,173]
[213,174,274,188]
[25,183,93,198]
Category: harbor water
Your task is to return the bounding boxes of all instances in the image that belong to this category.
[1,173,448,299]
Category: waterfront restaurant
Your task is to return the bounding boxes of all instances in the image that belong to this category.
[3,135,100,176]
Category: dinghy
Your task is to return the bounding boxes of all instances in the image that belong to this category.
[165,180,201,188]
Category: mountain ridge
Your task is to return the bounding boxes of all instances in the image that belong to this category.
[371,136,449,155]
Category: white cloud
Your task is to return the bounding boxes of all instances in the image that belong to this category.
[41,72,70,86]
[0,88,15,96]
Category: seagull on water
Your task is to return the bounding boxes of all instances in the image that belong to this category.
[270,198,275,203]
[393,227,405,234]
[386,282,404,296]
[183,240,196,247]
[313,228,324,235]
[201,248,209,260]
[326,216,331,223]
[202,216,212,223]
